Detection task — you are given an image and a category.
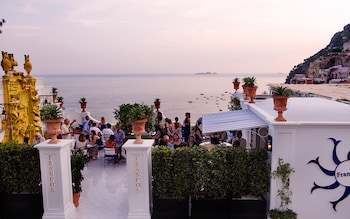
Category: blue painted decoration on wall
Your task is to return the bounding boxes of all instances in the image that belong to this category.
[308,137,350,211]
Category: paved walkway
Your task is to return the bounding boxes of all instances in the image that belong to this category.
[71,154,129,219]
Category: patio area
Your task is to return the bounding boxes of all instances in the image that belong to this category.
[70,155,129,219]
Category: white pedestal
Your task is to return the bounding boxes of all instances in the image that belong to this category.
[124,139,153,219]
[35,139,76,219]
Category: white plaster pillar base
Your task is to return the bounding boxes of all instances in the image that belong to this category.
[35,139,76,219]
[124,139,153,219]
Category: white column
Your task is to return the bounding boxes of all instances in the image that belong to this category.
[35,139,75,219]
[124,139,153,219]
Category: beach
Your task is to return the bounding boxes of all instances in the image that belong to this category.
[38,73,287,124]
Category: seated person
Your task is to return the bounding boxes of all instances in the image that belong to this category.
[232,130,247,149]
[75,134,88,150]
[186,135,197,148]
[232,139,240,148]
[34,132,45,144]
[105,135,118,154]
[219,131,227,142]
[87,130,99,160]
[171,133,184,148]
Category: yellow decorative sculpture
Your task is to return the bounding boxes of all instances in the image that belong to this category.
[1,52,42,144]
[8,53,18,71]
[24,55,32,74]
[1,51,11,74]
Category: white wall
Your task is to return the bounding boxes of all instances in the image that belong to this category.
[271,123,350,219]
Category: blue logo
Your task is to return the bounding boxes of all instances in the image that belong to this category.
[308,137,350,211]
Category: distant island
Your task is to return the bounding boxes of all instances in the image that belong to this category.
[195,72,218,75]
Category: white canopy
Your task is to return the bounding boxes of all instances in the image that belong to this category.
[202,109,268,134]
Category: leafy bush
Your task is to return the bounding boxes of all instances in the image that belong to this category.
[246,148,270,196]
[0,142,41,193]
[113,103,154,134]
[152,146,174,198]
[152,146,269,200]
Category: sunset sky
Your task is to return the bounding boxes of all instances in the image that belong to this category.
[1,0,350,75]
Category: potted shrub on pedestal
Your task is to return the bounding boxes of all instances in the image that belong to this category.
[154,98,161,111]
[71,149,89,207]
[269,158,297,219]
[113,103,154,144]
[79,97,87,112]
[243,76,258,103]
[40,104,63,144]
[271,86,292,122]
[232,78,240,92]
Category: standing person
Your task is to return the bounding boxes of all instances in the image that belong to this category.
[99,116,107,130]
[165,118,174,136]
[154,111,165,133]
[183,112,191,142]
[82,116,91,141]
[102,123,114,141]
[232,130,247,149]
[174,117,182,140]
[114,123,125,159]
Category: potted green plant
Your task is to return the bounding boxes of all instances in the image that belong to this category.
[57,96,63,102]
[52,87,58,103]
[230,97,242,110]
[40,104,63,143]
[232,78,240,91]
[0,142,43,218]
[271,86,292,97]
[57,96,64,108]
[269,158,297,219]
[71,149,89,207]
[243,76,257,103]
[271,86,292,121]
[79,97,87,112]
[113,103,154,144]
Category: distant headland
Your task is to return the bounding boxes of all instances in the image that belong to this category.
[194,72,218,75]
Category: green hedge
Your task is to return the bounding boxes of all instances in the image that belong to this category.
[152,146,270,200]
[0,142,41,194]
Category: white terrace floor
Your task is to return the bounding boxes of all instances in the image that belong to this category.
[71,153,129,219]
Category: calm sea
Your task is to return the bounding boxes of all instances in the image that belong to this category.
[37,73,287,124]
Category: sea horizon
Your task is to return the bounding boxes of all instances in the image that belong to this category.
[38,73,287,125]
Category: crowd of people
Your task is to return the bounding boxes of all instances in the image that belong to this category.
[152,111,247,150]
[34,111,247,157]
[43,115,126,161]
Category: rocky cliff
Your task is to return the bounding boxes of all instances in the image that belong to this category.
[286,24,350,83]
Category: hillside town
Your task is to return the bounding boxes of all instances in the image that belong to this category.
[290,40,350,84]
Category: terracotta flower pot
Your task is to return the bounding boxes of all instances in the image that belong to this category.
[154,101,161,110]
[246,86,257,103]
[273,96,289,122]
[80,102,87,112]
[73,192,80,207]
[132,119,147,144]
[242,85,250,100]
[45,118,63,144]
[232,81,240,92]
